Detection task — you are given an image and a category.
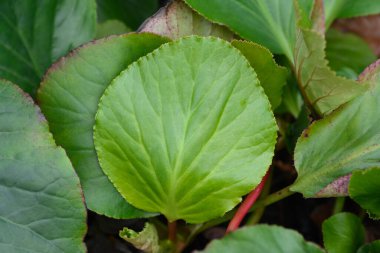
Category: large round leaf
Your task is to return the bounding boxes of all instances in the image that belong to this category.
[0,80,86,252]
[38,33,170,218]
[0,0,96,96]
[94,36,277,223]
[199,225,324,253]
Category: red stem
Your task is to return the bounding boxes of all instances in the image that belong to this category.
[226,170,271,234]
[168,220,177,243]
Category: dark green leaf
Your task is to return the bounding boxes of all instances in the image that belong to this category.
[322,212,365,253]
[96,20,131,39]
[38,34,170,218]
[94,36,277,223]
[0,80,86,253]
[199,225,324,253]
[0,0,96,96]
[358,241,380,253]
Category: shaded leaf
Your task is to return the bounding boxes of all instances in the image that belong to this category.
[349,168,380,219]
[97,0,158,30]
[291,60,380,197]
[0,80,86,253]
[199,225,324,253]
[120,223,160,253]
[38,34,170,218]
[358,241,380,253]
[0,0,96,96]
[231,40,288,109]
[139,0,234,40]
[96,20,131,39]
[94,36,277,223]
[322,212,365,253]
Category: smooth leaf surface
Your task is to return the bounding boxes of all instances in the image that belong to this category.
[358,241,380,253]
[97,0,158,30]
[38,34,170,218]
[322,213,365,253]
[326,29,377,76]
[292,60,380,197]
[231,40,288,109]
[94,36,277,223]
[199,225,324,253]
[139,0,234,40]
[325,0,380,28]
[349,168,380,219]
[96,20,131,39]
[184,0,313,61]
[0,0,96,96]
[0,80,86,253]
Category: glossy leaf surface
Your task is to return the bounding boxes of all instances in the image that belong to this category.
[349,168,380,219]
[292,60,380,197]
[94,36,277,223]
[200,225,323,253]
[139,0,234,40]
[38,34,170,218]
[0,80,86,253]
[0,0,96,96]
[322,212,365,253]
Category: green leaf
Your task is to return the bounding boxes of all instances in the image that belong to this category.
[322,213,365,253]
[96,0,158,30]
[120,223,160,253]
[38,34,170,218]
[293,24,367,116]
[349,168,380,219]
[139,0,234,41]
[94,36,277,223]
[184,0,313,61]
[199,225,324,253]
[325,0,380,28]
[291,60,380,197]
[0,80,86,253]
[231,40,288,109]
[326,29,377,76]
[96,20,131,39]
[0,0,96,96]
[358,241,380,253]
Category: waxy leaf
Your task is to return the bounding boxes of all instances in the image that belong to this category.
[139,0,234,40]
[349,168,380,219]
[326,29,376,77]
[231,40,288,109]
[0,80,86,253]
[199,225,324,253]
[97,0,158,30]
[292,60,380,197]
[38,34,170,218]
[0,0,96,96]
[184,0,313,61]
[94,36,277,223]
[358,241,380,253]
[322,213,365,253]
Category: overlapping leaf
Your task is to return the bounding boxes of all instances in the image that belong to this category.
[0,0,96,96]
[0,80,86,253]
[199,225,323,253]
[94,36,277,223]
[292,60,380,197]
[38,34,170,218]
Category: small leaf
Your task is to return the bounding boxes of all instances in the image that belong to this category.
[38,33,170,218]
[326,29,376,76]
[139,0,234,40]
[96,0,158,30]
[199,225,324,253]
[0,0,96,96]
[0,80,86,253]
[120,223,160,253]
[96,20,131,39]
[231,40,288,109]
[292,60,380,197]
[349,168,380,219]
[94,36,277,223]
[357,241,380,253]
[322,212,365,253]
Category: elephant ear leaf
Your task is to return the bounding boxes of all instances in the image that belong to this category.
[0,80,86,253]
[94,36,277,223]
[292,59,380,197]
